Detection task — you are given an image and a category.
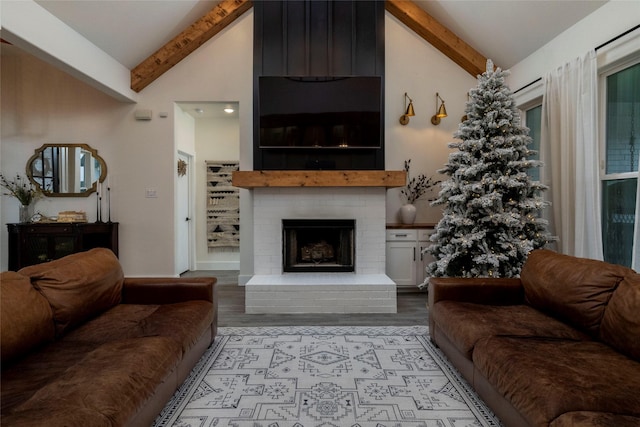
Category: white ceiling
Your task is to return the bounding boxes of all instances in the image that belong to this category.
[35,0,220,70]
[34,0,608,71]
[412,0,607,69]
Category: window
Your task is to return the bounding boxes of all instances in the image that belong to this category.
[601,61,640,267]
[524,105,542,182]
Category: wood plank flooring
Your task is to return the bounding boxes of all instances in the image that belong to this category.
[182,271,429,327]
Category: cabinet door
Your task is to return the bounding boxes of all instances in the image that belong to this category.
[24,226,76,267]
[385,241,417,287]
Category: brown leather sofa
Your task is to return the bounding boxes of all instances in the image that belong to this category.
[1,248,217,427]
[428,249,640,427]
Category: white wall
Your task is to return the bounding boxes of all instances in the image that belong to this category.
[0,0,137,102]
[508,1,640,93]
[0,45,129,268]
[384,12,478,224]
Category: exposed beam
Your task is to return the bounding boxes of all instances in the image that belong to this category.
[385,0,489,77]
[131,0,253,92]
[2,0,138,103]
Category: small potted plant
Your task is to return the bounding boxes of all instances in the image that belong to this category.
[400,160,440,224]
[0,173,42,223]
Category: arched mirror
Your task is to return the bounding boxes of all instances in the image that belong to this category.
[26,144,107,197]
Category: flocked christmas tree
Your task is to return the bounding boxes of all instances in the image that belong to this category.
[425,60,553,279]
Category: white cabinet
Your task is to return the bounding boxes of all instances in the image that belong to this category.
[386,228,435,288]
[386,230,417,287]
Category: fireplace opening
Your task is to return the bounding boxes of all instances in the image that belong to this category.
[283,219,355,272]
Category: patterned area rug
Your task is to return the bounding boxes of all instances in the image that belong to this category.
[153,326,502,427]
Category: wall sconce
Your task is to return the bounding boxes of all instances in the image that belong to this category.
[430,92,448,125]
[399,92,416,125]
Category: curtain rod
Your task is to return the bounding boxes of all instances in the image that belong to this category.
[513,77,542,94]
[513,25,639,95]
[595,24,639,51]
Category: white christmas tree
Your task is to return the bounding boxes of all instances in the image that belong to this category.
[425,60,552,279]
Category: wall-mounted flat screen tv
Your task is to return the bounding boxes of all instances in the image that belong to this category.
[259,76,382,149]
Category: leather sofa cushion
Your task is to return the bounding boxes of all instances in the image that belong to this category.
[4,337,182,427]
[473,336,640,426]
[431,301,590,359]
[1,300,214,419]
[600,273,640,361]
[0,272,55,363]
[520,249,633,337]
[19,248,124,336]
[550,411,640,427]
[64,301,215,353]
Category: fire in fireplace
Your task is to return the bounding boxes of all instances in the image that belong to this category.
[282,219,355,272]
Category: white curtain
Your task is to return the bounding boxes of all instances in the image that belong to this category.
[541,50,603,260]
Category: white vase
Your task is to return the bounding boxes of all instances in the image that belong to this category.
[400,203,417,224]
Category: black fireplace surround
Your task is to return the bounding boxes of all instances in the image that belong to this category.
[283,219,355,272]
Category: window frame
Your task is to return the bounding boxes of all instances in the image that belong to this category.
[599,56,640,267]
[598,57,640,184]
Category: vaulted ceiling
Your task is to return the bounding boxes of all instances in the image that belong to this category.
[8,0,608,96]
[132,0,492,92]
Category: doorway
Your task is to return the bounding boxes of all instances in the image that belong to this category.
[175,101,240,272]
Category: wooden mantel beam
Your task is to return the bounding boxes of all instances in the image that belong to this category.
[385,0,489,77]
[130,0,253,92]
[233,170,407,189]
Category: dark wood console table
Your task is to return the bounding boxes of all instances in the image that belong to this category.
[7,222,118,270]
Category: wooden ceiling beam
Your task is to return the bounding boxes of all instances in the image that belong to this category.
[130,0,253,92]
[385,0,489,77]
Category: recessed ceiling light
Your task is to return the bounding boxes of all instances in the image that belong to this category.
[195,108,204,114]
[224,106,235,113]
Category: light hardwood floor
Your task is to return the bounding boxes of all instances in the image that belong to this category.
[182,271,429,327]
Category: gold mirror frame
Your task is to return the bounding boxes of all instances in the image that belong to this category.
[26,144,107,197]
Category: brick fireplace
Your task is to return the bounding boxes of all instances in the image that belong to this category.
[233,171,405,314]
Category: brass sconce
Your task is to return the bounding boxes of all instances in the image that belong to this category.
[430,92,448,125]
[399,92,416,125]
